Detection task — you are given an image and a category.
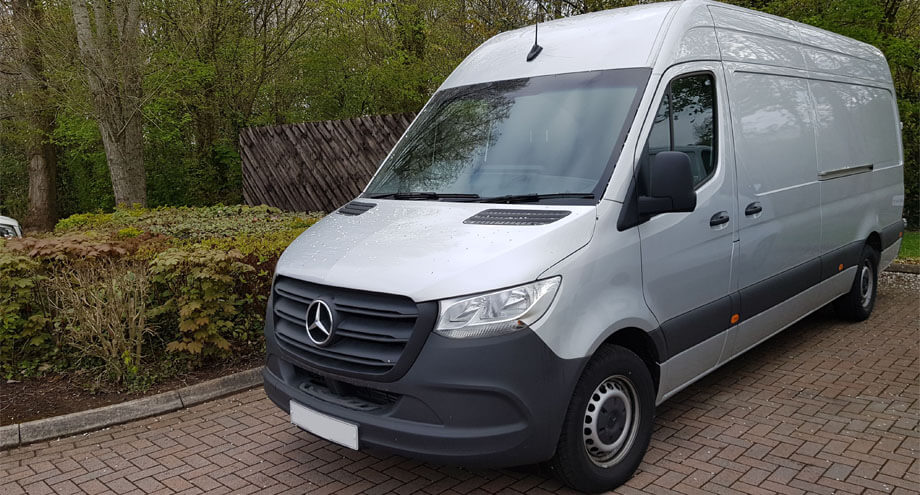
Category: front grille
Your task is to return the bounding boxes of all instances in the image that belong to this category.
[271,276,437,381]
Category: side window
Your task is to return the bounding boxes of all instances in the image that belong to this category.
[644,74,716,187]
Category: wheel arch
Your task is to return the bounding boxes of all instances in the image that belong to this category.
[596,327,662,393]
[866,231,882,254]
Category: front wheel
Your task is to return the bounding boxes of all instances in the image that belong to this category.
[549,345,655,493]
[833,244,879,322]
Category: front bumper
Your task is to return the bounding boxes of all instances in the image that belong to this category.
[264,322,586,467]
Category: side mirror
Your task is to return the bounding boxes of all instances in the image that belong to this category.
[638,151,697,216]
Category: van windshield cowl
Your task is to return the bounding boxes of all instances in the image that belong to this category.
[363,68,650,205]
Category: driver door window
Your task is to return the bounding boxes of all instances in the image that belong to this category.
[644,74,717,187]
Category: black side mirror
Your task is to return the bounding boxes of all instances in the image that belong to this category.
[638,151,697,216]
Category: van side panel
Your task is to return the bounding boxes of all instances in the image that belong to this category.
[726,69,821,289]
[810,80,903,253]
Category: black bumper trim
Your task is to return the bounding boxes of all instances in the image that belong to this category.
[264,327,586,467]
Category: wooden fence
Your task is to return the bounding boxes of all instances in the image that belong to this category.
[240,113,415,212]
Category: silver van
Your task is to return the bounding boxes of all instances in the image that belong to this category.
[262,1,905,491]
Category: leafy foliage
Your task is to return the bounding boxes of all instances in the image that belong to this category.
[0,251,52,376]
[54,211,114,232]
[6,235,134,260]
[55,204,320,241]
[149,247,256,356]
[2,0,916,229]
[0,205,317,386]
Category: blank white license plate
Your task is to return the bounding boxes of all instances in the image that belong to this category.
[290,401,359,450]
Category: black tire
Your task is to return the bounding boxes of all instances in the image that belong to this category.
[549,345,655,493]
[832,244,879,322]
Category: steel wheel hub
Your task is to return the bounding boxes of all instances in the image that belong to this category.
[859,261,874,309]
[582,375,639,467]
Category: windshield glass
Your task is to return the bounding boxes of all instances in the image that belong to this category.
[363,68,650,204]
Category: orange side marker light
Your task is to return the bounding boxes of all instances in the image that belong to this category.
[730,314,740,325]
[838,263,844,271]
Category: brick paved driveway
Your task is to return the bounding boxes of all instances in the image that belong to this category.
[2,273,918,495]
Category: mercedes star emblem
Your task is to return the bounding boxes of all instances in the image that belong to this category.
[306,300,335,346]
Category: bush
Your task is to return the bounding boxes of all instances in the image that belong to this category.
[149,247,257,357]
[47,260,150,384]
[55,204,321,241]
[0,204,322,387]
[7,234,134,260]
[117,227,143,239]
[0,251,52,376]
[196,227,310,264]
[54,211,114,232]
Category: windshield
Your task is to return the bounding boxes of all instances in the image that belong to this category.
[363,68,650,204]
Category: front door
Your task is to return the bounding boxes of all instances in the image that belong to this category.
[636,63,737,397]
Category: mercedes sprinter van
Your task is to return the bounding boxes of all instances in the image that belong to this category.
[263,1,905,491]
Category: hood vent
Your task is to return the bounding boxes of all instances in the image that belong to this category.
[337,201,376,216]
[464,209,571,226]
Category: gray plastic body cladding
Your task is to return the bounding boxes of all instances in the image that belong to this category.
[651,237,862,365]
[653,240,867,401]
[264,317,586,467]
[876,219,904,270]
[880,219,905,249]
[658,267,856,402]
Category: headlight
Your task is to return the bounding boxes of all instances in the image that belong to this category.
[0,224,15,239]
[435,277,560,339]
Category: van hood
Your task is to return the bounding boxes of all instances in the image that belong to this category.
[275,200,596,302]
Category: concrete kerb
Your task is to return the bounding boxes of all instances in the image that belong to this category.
[1,367,264,450]
[887,262,920,274]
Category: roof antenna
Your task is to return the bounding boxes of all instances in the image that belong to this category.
[526,2,544,62]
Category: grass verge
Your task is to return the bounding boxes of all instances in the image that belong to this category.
[897,231,918,263]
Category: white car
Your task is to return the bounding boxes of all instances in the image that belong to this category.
[0,215,22,239]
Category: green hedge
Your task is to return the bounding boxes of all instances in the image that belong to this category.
[0,205,321,387]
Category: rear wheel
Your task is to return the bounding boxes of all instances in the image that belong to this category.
[549,345,655,493]
[833,244,879,321]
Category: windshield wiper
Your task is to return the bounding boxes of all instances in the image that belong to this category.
[367,192,481,201]
[476,192,596,204]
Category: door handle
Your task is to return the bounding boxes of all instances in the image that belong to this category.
[709,211,730,227]
[745,202,763,216]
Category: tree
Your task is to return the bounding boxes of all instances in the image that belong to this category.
[70,0,146,207]
[0,0,58,231]
[16,0,58,231]
[144,0,319,205]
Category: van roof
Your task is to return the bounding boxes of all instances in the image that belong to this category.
[440,0,891,90]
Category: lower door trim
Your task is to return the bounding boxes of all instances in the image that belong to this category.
[656,267,855,404]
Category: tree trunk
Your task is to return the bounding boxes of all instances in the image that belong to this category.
[98,115,146,207]
[24,132,57,231]
[70,0,147,207]
[13,0,58,231]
